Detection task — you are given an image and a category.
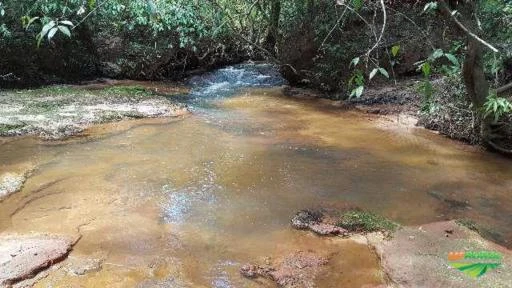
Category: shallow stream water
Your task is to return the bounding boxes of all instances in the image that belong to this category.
[1,64,511,287]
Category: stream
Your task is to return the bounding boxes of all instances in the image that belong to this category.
[0,63,511,287]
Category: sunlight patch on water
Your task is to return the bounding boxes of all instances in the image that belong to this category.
[162,161,221,224]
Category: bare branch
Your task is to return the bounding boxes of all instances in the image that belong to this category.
[439,0,499,53]
[365,0,387,57]
[497,82,512,95]
[318,5,349,51]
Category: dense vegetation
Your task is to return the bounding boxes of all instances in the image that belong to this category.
[0,0,511,152]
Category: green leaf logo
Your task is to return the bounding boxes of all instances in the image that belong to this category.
[449,262,501,278]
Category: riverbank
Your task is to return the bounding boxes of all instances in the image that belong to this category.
[284,79,501,152]
[0,80,189,140]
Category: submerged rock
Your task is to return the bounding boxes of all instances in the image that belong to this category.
[291,210,348,236]
[65,258,103,276]
[0,234,76,287]
[240,251,328,288]
[0,173,26,201]
[428,190,470,210]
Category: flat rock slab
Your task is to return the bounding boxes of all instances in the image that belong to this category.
[0,173,26,201]
[367,221,512,288]
[0,234,75,287]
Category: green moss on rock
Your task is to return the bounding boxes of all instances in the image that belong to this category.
[337,210,398,233]
[0,123,25,134]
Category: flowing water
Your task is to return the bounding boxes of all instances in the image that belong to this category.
[1,64,512,287]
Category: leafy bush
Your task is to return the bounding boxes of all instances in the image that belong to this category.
[483,93,512,123]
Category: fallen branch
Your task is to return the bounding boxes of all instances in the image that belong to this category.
[496,82,512,95]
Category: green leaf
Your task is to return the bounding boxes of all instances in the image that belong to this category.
[36,33,43,47]
[351,0,363,11]
[147,0,158,15]
[378,68,389,78]
[40,21,56,37]
[391,45,400,57]
[47,27,58,40]
[351,86,364,98]
[421,62,431,77]
[423,2,438,13]
[350,57,360,68]
[444,53,459,66]
[88,0,96,9]
[369,68,378,80]
[26,17,40,29]
[432,49,444,59]
[59,20,73,27]
[58,25,71,37]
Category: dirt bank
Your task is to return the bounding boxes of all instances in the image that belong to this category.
[0,81,189,140]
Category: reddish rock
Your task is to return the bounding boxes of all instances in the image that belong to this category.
[0,234,75,286]
[240,251,328,288]
[291,210,348,236]
[367,221,512,288]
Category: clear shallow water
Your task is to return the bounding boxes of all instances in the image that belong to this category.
[0,64,511,287]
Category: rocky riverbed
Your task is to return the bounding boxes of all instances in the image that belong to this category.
[0,81,188,140]
[240,209,512,288]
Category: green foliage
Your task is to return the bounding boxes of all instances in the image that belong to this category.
[478,0,512,82]
[337,210,398,233]
[391,45,400,58]
[423,1,438,14]
[369,68,389,80]
[348,67,365,99]
[0,1,8,37]
[417,48,463,113]
[0,123,25,134]
[483,92,512,123]
[36,20,73,47]
[351,0,364,11]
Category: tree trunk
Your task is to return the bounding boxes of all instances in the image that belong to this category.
[463,38,491,141]
[264,0,281,55]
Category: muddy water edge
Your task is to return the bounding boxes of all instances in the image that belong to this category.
[1,64,512,287]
